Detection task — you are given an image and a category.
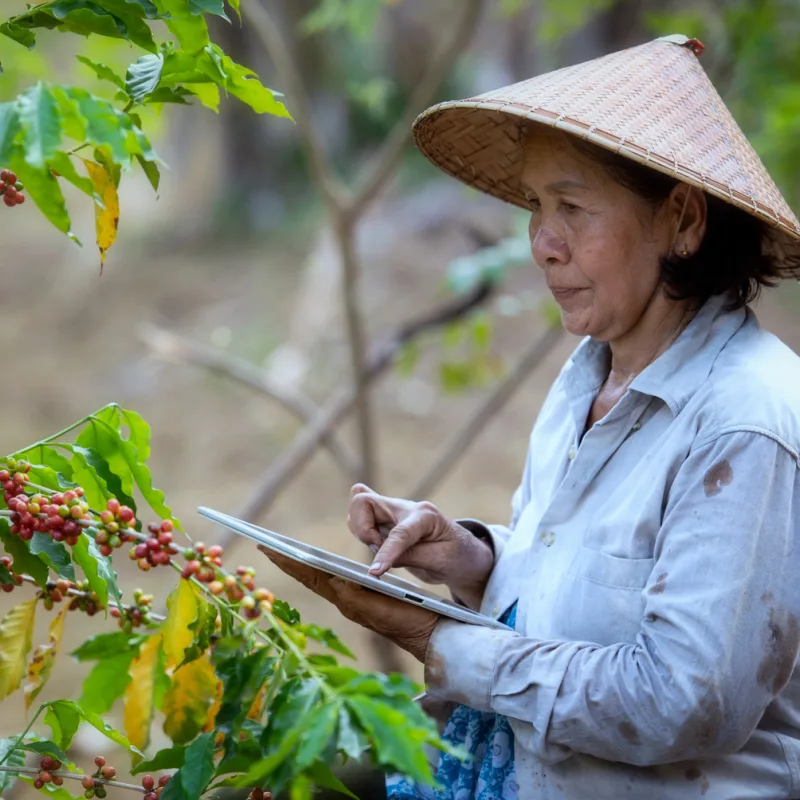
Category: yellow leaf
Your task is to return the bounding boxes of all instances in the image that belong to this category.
[23,601,69,709]
[162,653,217,745]
[81,158,120,269]
[0,598,37,701]
[123,634,162,757]
[163,579,197,670]
[203,679,223,734]
[247,685,266,721]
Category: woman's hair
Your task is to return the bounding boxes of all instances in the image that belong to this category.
[566,137,780,309]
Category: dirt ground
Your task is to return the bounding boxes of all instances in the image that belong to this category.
[2,162,800,791]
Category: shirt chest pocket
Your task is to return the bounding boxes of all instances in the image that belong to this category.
[552,547,654,646]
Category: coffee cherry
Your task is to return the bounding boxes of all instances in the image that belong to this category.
[15,193,25,205]
[40,757,55,771]
[118,506,134,523]
[141,776,155,791]
[52,776,64,786]
[158,776,171,787]
[160,520,173,533]
[94,756,106,768]
[101,766,116,780]
[95,787,107,799]
[106,499,120,515]
[34,779,44,789]
[39,771,52,783]
[144,794,158,800]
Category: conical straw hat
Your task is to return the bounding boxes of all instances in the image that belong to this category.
[413,35,800,274]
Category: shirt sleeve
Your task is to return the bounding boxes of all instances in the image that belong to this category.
[424,430,800,766]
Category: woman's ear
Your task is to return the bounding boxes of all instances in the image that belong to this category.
[669,184,707,258]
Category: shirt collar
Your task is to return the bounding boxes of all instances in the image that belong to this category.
[563,293,748,416]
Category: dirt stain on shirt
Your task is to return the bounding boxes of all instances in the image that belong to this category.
[649,573,668,595]
[703,460,733,497]
[757,607,800,694]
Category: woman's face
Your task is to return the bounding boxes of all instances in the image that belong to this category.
[521,128,676,341]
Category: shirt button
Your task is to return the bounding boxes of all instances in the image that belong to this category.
[568,445,576,461]
[492,605,500,617]
[540,530,556,547]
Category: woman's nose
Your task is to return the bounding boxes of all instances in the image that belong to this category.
[530,223,569,268]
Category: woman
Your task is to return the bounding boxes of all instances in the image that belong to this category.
[263,35,800,798]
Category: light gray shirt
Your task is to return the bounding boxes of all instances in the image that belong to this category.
[425,294,800,798]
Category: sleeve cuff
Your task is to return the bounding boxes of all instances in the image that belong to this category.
[456,518,507,563]
[424,618,518,712]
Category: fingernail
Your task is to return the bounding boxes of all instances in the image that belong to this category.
[368,544,379,554]
[368,561,382,574]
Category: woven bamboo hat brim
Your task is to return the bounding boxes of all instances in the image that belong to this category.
[413,34,800,274]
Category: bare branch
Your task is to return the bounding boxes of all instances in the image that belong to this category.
[230,279,495,531]
[408,325,565,500]
[241,0,348,210]
[349,0,486,219]
[137,323,358,481]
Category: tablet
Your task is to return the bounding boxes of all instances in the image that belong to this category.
[197,506,511,631]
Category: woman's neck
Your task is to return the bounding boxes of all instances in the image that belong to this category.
[606,299,699,388]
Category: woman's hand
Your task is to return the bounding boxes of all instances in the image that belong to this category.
[259,548,438,662]
[347,483,494,609]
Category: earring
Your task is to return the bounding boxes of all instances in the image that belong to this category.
[680,247,689,257]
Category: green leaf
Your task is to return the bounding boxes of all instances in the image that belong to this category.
[130,744,186,775]
[96,0,161,18]
[272,599,301,625]
[0,22,37,49]
[0,737,26,794]
[0,103,21,164]
[337,706,368,762]
[21,740,70,764]
[17,83,63,170]
[127,53,165,103]
[295,701,339,770]
[298,624,354,659]
[8,152,74,238]
[0,522,49,588]
[79,704,146,756]
[58,87,130,164]
[0,598,37,701]
[156,0,211,52]
[71,534,122,611]
[201,45,291,118]
[13,444,76,487]
[68,438,136,514]
[29,533,75,581]
[77,415,176,524]
[214,647,275,737]
[72,630,144,661]
[178,732,215,799]
[66,445,113,511]
[78,650,135,714]
[76,56,127,91]
[306,761,358,799]
[43,700,81,750]
[136,153,161,191]
[179,590,217,667]
[0,562,14,584]
[188,0,228,17]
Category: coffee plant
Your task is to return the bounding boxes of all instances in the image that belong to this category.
[0,405,455,799]
[0,1,456,797]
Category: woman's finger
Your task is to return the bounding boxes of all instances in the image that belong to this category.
[367,511,429,576]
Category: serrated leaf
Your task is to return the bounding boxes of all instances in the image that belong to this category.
[76,56,127,90]
[17,82,62,170]
[163,579,198,670]
[66,444,112,511]
[0,523,48,588]
[337,706,368,761]
[71,534,122,611]
[158,0,210,52]
[0,103,21,164]
[298,624,354,659]
[81,159,120,268]
[162,653,217,744]
[43,700,81,750]
[0,598,37,702]
[23,602,69,708]
[29,534,75,582]
[123,634,163,757]
[273,599,301,625]
[188,0,228,17]
[183,82,218,110]
[130,743,186,775]
[78,650,135,714]
[127,53,165,103]
[0,738,26,793]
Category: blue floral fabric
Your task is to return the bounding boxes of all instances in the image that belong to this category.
[386,603,519,800]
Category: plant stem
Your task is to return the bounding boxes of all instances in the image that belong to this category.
[0,706,43,767]
[7,416,90,456]
[0,766,145,793]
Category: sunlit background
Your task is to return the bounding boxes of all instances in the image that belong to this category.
[1,0,799,791]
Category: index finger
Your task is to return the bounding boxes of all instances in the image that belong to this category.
[367,518,425,577]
